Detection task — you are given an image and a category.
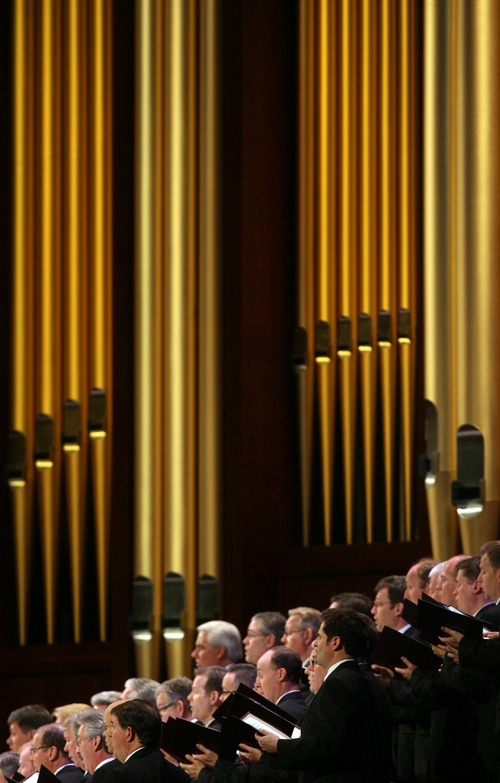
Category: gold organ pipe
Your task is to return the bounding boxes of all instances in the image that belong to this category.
[135,0,162,678]
[89,0,113,641]
[455,0,500,550]
[338,0,357,544]
[163,0,198,676]
[65,0,88,643]
[12,0,35,645]
[198,0,221,578]
[38,0,62,643]
[397,0,416,540]
[378,0,397,541]
[358,0,377,542]
[297,0,315,545]
[316,0,335,545]
[423,0,457,559]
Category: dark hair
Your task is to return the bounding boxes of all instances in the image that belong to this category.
[194,666,225,694]
[227,664,257,689]
[7,705,53,731]
[39,724,67,754]
[456,556,481,582]
[269,646,303,684]
[374,575,407,604]
[480,542,500,569]
[320,608,379,660]
[330,592,373,619]
[110,700,161,749]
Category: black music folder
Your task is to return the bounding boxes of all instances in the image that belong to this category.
[370,625,441,671]
[417,597,488,645]
[161,717,231,762]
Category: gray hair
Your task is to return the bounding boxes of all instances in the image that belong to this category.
[155,677,192,710]
[197,620,243,662]
[90,691,122,708]
[0,751,20,778]
[78,709,106,740]
[251,612,286,641]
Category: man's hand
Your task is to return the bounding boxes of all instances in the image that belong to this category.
[371,664,394,687]
[395,656,417,681]
[191,744,218,768]
[256,730,279,754]
[180,755,206,780]
[238,744,262,763]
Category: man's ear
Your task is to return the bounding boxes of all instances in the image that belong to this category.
[276,666,287,682]
[303,628,314,645]
[215,645,227,662]
[472,579,483,595]
[209,690,220,706]
[394,601,404,617]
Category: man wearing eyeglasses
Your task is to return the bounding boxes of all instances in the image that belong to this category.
[31,723,84,782]
[155,678,193,724]
[76,710,120,783]
[242,612,286,665]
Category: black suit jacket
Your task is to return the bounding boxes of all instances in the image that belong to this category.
[104,748,188,783]
[262,660,393,783]
[275,691,308,724]
[56,765,85,783]
[90,759,122,783]
[476,603,500,631]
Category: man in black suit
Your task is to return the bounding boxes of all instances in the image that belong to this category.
[255,646,308,723]
[103,700,187,783]
[454,555,500,628]
[256,608,393,783]
[76,709,121,782]
[31,724,84,783]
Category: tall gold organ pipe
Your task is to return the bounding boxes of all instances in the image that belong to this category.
[397,0,416,540]
[89,0,113,642]
[423,0,457,560]
[64,0,88,643]
[454,0,500,550]
[38,0,62,644]
[198,0,221,579]
[163,0,198,676]
[337,0,357,544]
[135,0,162,678]
[358,0,377,542]
[12,0,35,645]
[316,0,335,545]
[377,0,397,541]
[297,0,315,545]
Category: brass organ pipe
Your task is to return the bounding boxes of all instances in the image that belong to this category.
[163,0,198,675]
[297,0,315,545]
[378,0,396,541]
[38,0,62,643]
[455,0,500,550]
[65,0,88,643]
[397,0,416,540]
[198,0,221,578]
[338,0,357,544]
[423,0,457,559]
[89,0,113,641]
[12,0,35,645]
[316,0,335,545]
[358,0,377,542]
[135,0,161,677]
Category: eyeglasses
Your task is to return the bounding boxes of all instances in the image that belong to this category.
[158,702,176,713]
[372,600,394,608]
[246,632,266,639]
[221,690,235,696]
[75,737,93,747]
[30,746,51,755]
